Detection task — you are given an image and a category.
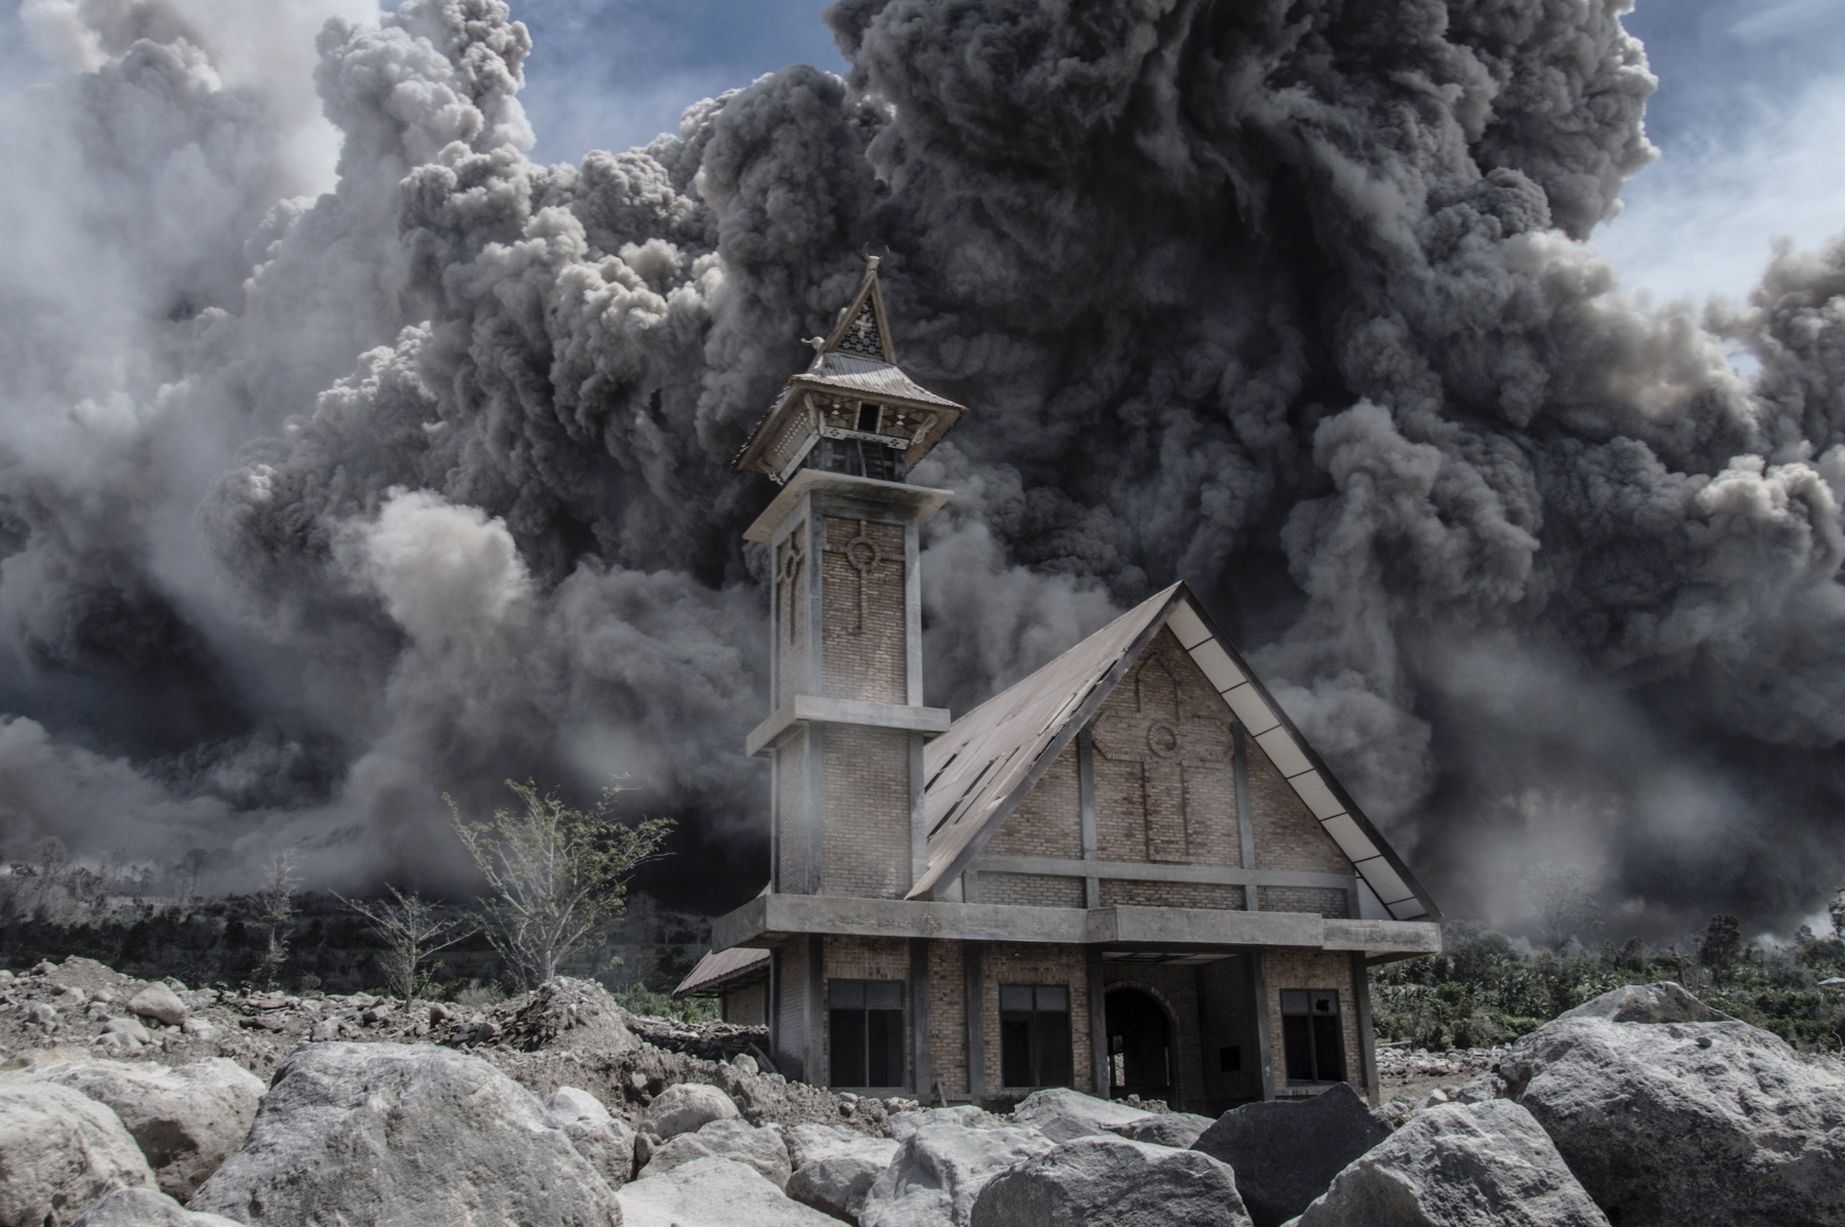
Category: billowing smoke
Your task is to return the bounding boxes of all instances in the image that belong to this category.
[2,0,1843,936]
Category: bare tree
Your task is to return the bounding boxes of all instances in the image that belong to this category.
[1830,888,1845,942]
[252,851,298,991]
[450,780,674,987]
[176,847,214,903]
[1523,864,1604,952]
[339,886,477,1006]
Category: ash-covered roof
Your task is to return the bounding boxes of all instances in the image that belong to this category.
[674,945,769,996]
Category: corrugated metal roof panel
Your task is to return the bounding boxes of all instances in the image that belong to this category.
[908,586,1181,899]
[673,946,770,997]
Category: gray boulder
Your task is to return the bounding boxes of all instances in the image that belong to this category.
[1292,1100,1608,1227]
[1508,993,1845,1227]
[641,1082,739,1140]
[1192,1083,1390,1227]
[0,1083,154,1227]
[70,1189,242,1226]
[971,1133,1252,1227]
[545,1087,636,1188]
[786,1135,899,1222]
[1553,981,1731,1026]
[127,984,187,1027]
[782,1123,870,1169]
[618,1155,838,1227]
[8,1057,264,1198]
[1107,1111,1214,1148]
[861,1121,1056,1227]
[888,1104,1003,1141]
[646,1118,791,1188]
[1009,1087,1151,1142]
[188,1042,621,1226]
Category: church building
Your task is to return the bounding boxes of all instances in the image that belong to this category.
[676,259,1441,1113]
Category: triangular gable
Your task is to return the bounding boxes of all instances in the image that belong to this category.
[912,583,1440,923]
[821,261,897,363]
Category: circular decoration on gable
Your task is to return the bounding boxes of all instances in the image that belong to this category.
[1146,721,1180,759]
[845,535,881,572]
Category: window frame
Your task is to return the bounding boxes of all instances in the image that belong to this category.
[998,983,1074,1091]
[1279,987,1346,1084]
[826,977,906,1091]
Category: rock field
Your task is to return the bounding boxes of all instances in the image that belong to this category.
[1,960,1840,1226]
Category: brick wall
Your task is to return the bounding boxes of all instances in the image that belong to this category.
[983,741,1081,858]
[1262,948,1363,1097]
[1247,735,1348,874]
[820,723,911,897]
[820,515,907,704]
[1099,879,1244,910]
[927,941,968,1101]
[976,944,1093,1096]
[1259,885,1351,917]
[723,981,766,1026]
[775,734,807,892]
[1092,630,1239,867]
[775,940,811,1082]
[975,872,1086,908]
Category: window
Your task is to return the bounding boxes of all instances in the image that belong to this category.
[828,979,903,1088]
[1280,989,1345,1083]
[999,984,1073,1089]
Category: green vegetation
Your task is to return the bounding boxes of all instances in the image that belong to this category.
[1375,920,1845,1053]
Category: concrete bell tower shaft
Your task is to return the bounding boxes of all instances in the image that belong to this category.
[734,259,965,900]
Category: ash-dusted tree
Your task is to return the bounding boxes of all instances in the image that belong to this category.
[340,886,478,1005]
[252,850,298,991]
[1523,864,1604,952]
[450,780,674,987]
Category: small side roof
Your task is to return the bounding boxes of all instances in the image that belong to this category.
[911,582,1441,923]
[674,945,769,997]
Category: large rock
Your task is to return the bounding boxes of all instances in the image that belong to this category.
[1553,981,1731,1026]
[1506,989,1845,1227]
[1192,1083,1391,1227]
[0,1083,155,1227]
[127,984,188,1027]
[618,1155,838,1227]
[1009,1087,1152,1142]
[786,1136,900,1223]
[971,1133,1252,1227]
[641,1082,739,1140]
[888,1104,1003,1141]
[861,1121,1056,1227]
[189,1042,622,1226]
[1107,1111,1214,1148]
[1292,1100,1608,1227]
[8,1057,264,1198]
[545,1088,636,1188]
[647,1118,791,1188]
[70,1189,243,1226]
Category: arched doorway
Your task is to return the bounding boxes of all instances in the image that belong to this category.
[1104,987,1174,1105]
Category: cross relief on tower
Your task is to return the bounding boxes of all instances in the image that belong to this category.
[1093,642,1233,863]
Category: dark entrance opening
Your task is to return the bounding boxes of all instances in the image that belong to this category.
[1104,987,1174,1105]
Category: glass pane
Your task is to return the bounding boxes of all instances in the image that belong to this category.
[1280,990,1310,1015]
[866,980,902,1010]
[1001,1017,1033,1087]
[1312,1015,1346,1082]
[1312,991,1339,1015]
[831,979,864,1009]
[830,1008,866,1086]
[999,985,1034,1012]
[1283,1015,1314,1081]
[867,1008,904,1086]
[1038,1011,1074,1087]
[1035,985,1068,1012]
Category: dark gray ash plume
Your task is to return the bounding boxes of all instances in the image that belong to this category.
[2,0,1842,936]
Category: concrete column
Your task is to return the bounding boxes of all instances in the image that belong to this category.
[1233,729,1257,910]
[1078,728,1100,909]
[909,937,932,1100]
[964,942,985,1103]
[1351,952,1380,1105]
[806,935,826,1088]
[1086,950,1108,1098]
[1250,950,1276,1101]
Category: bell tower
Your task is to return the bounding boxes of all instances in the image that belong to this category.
[735,257,963,899]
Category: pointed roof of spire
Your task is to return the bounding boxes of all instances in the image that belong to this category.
[792,256,964,414]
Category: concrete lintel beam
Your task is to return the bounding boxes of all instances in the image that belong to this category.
[746,694,952,757]
[1089,905,1326,948]
[972,855,1355,892]
[743,469,952,543]
[1323,918,1443,955]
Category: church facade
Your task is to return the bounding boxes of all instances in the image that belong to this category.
[676,261,1441,1113]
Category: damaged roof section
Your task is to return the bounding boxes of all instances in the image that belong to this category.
[911,582,1440,923]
